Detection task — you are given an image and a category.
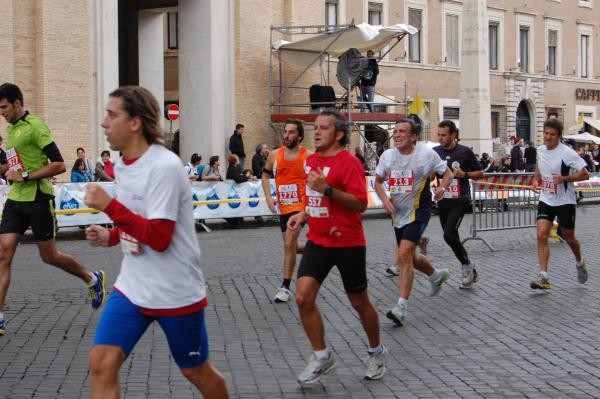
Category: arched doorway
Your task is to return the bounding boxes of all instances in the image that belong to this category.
[516,101,531,142]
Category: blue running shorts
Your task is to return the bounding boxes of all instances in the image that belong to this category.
[94,290,209,368]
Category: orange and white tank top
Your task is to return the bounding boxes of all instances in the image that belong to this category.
[273,146,307,215]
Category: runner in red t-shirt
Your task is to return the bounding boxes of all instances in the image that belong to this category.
[287,110,387,384]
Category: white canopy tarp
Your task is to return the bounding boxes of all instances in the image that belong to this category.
[568,117,600,134]
[273,23,417,69]
[563,132,600,144]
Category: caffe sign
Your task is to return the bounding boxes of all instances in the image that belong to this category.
[575,88,600,102]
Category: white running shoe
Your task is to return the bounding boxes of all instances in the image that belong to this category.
[386,264,399,276]
[460,263,475,289]
[273,287,291,303]
[386,303,406,326]
[365,344,388,380]
[576,260,588,284]
[297,352,337,384]
[428,269,451,297]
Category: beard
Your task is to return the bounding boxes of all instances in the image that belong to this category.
[285,138,299,149]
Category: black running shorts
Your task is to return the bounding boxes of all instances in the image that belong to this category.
[297,241,367,293]
[394,221,427,245]
[0,198,57,241]
[536,201,576,230]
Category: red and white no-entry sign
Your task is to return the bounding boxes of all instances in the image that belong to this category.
[167,104,180,121]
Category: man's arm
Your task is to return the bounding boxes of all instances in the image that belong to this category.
[374,174,395,216]
[308,167,366,212]
[261,151,277,213]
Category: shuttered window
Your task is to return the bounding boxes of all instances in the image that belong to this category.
[408,9,422,63]
[519,26,529,72]
[548,30,557,75]
[445,14,459,66]
[489,22,498,70]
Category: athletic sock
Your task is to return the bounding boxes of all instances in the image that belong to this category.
[282,279,291,289]
[314,348,330,360]
[397,297,408,308]
[0,312,4,321]
[88,272,98,287]
[540,271,548,279]
[428,268,439,282]
[368,344,383,355]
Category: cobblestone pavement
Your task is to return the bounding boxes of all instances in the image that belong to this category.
[1,206,600,398]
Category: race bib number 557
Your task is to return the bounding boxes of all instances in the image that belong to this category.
[305,187,330,218]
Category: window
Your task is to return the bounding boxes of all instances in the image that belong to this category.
[326,1,338,27]
[368,2,382,26]
[408,8,422,63]
[445,14,459,66]
[581,34,589,78]
[519,26,529,72]
[548,30,557,75]
[489,22,498,70]
[167,12,178,49]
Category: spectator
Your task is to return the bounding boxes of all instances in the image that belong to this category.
[591,143,600,172]
[483,157,498,173]
[95,150,115,182]
[0,136,8,181]
[229,123,246,168]
[251,143,268,178]
[524,141,537,172]
[76,147,95,181]
[354,145,367,174]
[480,153,490,170]
[70,158,93,183]
[184,153,202,181]
[200,155,223,181]
[359,49,379,112]
[578,147,593,172]
[498,156,511,172]
[510,138,524,172]
[225,154,254,229]
[170,129,180,155]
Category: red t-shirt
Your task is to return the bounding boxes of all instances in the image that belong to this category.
[305,150,367,247]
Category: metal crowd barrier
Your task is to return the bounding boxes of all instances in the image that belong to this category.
[463,173,538,251]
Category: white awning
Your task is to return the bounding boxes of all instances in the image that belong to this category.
[584,117,600,132]
[563,131,600,144]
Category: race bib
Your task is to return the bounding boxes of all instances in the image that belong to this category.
[443,178,461,199]
[277,184,299,205]
[541,175,558,196]
[305,186,330,218]
[120,232,142,256]
[6,148,24,171]
[389,169,413,194]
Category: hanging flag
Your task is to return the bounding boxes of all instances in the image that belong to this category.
[408,93,430,127]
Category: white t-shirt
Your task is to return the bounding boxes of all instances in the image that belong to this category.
[537,142,587,206]
[376,143,447,228]
[113,144,206,309]
[184,162,198,179]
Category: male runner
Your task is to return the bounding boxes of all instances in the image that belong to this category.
[0,82,105,336]
[83,86,228,398]
[531,118,588,289]
[262,119,311,302]
[288,110,387,384]
[374,118,453,327]
[433,120,483,289]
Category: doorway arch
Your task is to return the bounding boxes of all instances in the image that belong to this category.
[516,101,531,142]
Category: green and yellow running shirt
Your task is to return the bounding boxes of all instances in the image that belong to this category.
[6,112,54,201]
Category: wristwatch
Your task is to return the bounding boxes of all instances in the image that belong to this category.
[323,186,333,197]
[21,171,29,182]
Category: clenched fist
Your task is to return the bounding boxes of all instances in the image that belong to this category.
[84,184,113,211]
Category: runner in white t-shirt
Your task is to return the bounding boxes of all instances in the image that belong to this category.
[83,86,228,399]
[531,118,589,290]
[374,118,454,327]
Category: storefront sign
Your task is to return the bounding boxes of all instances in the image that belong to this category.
[575,88,600,102]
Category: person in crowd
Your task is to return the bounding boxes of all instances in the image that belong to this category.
[510,138,524,172]
[229,123,246,169]
[577,147,593,172]
[479,153,490,170]
[185,153,202,182]
[0,82,106,337]
[201,155,223,181]
[71,158,93,183]
[484,157,498,173]
[77,147,95,181]
[531,118,589,290]
[95,150,115,182]
[354,145,367,174]
[498,156,511,172]
[524,141,537,172]
[374,118,453,327]
[83,85,229,398]
[252,143,268,178]
[359,50,379,112]
[591,143,600,172]
[225,154,255,229]
[433,120,483,289]
[287,110,387,384]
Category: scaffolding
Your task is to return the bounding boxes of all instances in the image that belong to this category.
[268,22,416,171]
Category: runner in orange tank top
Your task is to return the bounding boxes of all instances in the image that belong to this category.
[261,119,312,303]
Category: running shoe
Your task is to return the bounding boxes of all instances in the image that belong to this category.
[0,319,5,336]
[473,268,479,283]
[88,270,107,309]
[460,263,475,289]
[530,273,551,289]
[386,303,406,327]
[365,343,388,380]
[418,236,429,255]
[428,269,451,297]
[273,287,291,303]
[297,352,337,384]
[576,260,588,284]
[385,264,399,276]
